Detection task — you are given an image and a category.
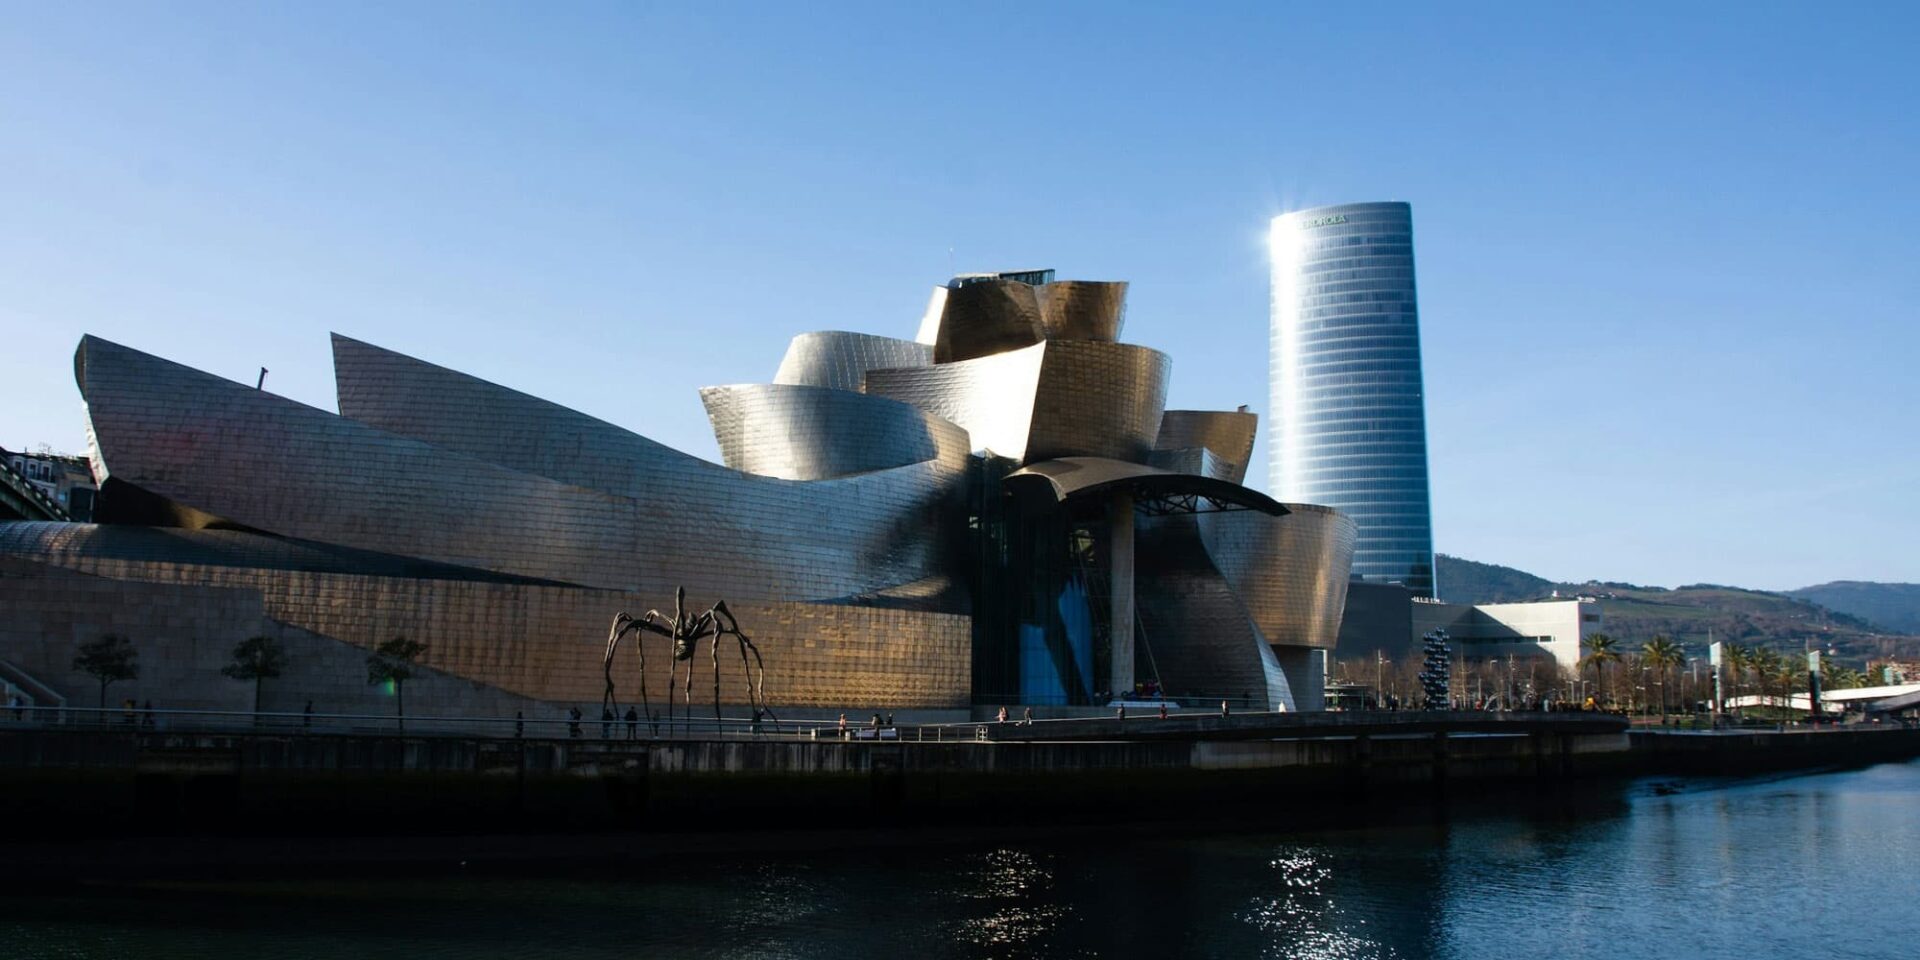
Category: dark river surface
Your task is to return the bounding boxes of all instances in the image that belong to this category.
[7,760,1918,959]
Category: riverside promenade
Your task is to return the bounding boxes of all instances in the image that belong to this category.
[4,709,1917,842]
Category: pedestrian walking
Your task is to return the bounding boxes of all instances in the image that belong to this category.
[568,706,583,738]
[996,705,1008,724]
[624,706,638,740]
[303,700,314,729]
[9,693,22,721]
[601,707,614,739]
[1021,706,1033,726]
[1220,699,1230,718]
[1116,704,1126,721]
[142,699,155,727]
[1158,702,1168,720]
[515,710,525,738]
[837,713,848,738]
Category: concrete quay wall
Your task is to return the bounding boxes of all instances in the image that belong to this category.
[4,726,1915,838]
[2,727,1626,836]
[1628,726,1920,775]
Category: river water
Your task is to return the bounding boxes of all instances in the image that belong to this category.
[7,760,1918,959]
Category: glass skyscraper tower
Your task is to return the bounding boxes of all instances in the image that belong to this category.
[1269,201,1435,597]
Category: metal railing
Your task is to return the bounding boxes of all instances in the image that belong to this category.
[0,704,1021,744]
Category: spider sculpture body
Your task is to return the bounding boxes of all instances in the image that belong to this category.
[602,587,773,732]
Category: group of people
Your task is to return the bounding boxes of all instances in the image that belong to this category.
[832,711,896,738]
[561,705,648,740]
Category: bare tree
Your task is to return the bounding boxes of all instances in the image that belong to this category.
[221,635,287,722]
[72,633,138,709]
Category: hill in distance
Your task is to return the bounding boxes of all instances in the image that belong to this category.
[1787,581,1920,635]
[1435,554,1920,665]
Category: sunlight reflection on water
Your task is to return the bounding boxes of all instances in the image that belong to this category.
[5,761,1918,960]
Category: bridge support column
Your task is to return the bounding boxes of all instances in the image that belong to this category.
[1108,490,1134,703]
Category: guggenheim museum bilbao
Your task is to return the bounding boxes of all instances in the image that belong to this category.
[0,270,1358,717]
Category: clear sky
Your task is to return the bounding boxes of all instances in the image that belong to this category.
[2,2,1915,591]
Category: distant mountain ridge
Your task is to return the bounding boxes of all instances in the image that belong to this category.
[1435,554,1920,665]
[1787,581,1920,635]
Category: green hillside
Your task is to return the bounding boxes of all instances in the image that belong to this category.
[1436,555,1920,665]
[1436,555,1555,603]
[1788,581,1920,634]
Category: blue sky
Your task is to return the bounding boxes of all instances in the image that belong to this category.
[2,2,1915,591]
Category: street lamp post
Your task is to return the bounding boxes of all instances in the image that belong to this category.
[1376,651,1385,711]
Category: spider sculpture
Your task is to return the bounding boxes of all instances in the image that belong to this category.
[602,587,774,732]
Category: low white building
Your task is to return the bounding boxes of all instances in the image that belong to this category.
[1411,597,1601,674]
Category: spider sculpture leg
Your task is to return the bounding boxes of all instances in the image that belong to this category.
[733,624,775,722]
[713,602,773,723]
[731,628,757,722]
[710,612,723,730]
[681,635,697,732]
[601,614,630,716]
[633,615,650,738]
[630,610,673,736]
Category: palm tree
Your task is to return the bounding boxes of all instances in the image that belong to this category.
[366,636,427,730]
[1772,655,1801,715]
[1582,633,1620,708]
[1725,644,1752,700]
[1642,635,1684,718]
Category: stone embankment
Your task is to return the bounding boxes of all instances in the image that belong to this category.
[2,716,1915,838]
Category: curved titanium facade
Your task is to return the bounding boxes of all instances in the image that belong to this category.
[865,340,1169,464]
[698,383,969,481]
[932,279,1046,363]
[772,331,932,394]
[1155,410,1258,485]
[1035,281,1127,342]
[1198,503,1357,651]
[1135,514,1297,710]
[1270,201,1435,596]
[85,335,965,604]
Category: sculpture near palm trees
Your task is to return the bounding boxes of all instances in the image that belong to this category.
[1582,633,1619,708]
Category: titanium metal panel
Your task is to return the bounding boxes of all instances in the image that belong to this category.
[931,279,1045,363]
[913,286,947,346]
[1035,280,1127,342]
[865,343,1046,459]
[867,341,1169,465]
[82,335,964,605]
[0,521,559,584]
[772,331,933,394]
[1270,201,1436,596]
[1026,340,1169,464]
[1198,502,1357,650]
[1135,514,1296,710]
[1145,447,1236,482]
[1155,410,1258,485]
[699,383,969,481]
